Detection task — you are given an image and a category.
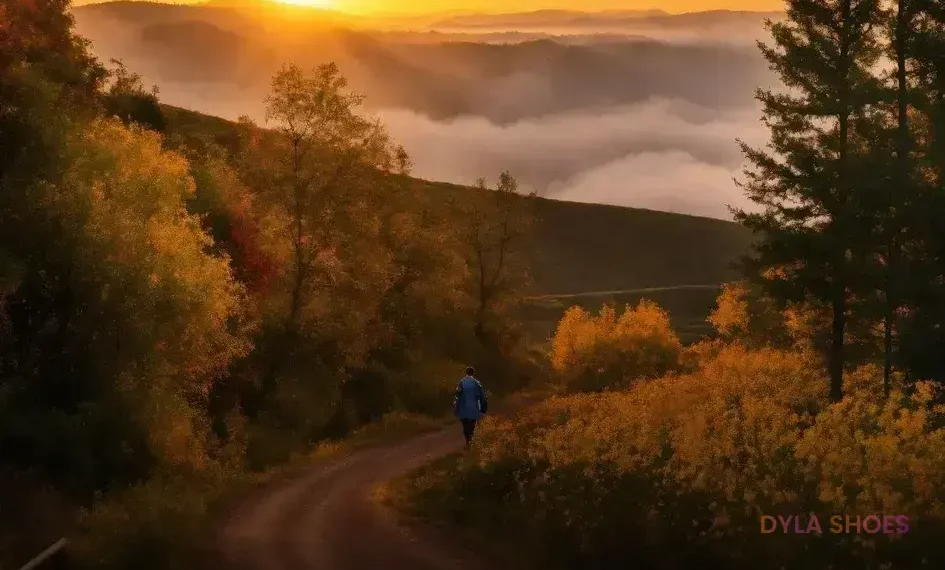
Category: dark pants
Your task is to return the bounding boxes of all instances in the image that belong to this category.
[461,419,477,445]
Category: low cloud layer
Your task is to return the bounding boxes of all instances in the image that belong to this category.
[73,3,777,221]
[150,82,768,221]
[377,98,769,220]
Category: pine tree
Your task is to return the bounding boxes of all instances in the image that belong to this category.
[898,0,945,383]
[734,0,884,401]
[867,0,922,394]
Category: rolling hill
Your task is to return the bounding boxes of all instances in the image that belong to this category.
[161,104,754,343]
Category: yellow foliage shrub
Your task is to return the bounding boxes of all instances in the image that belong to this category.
[708,281,792,348]
[550,300,682,392]
[415,343,945,569]
[707,282,754,338]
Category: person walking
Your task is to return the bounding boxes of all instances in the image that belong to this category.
[454,366,488,448]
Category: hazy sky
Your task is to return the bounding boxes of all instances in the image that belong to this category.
[332,0,784,13]
[73,0,785,14]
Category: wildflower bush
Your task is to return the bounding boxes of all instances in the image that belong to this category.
[550,301,682,392]
[402,296,945,569]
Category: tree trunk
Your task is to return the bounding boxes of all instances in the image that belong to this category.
[830,284,846,402]
[252,138,306,416]
[829,0,853,404]
[883,298,893,395]
[885,0,911,396]
[474,298,488,342]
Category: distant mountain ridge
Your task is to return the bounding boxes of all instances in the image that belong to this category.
[72,1,773,124]
[71,0,775,218]
[74,2,783,32]
[431,9,785,32]
[430,9,671,27]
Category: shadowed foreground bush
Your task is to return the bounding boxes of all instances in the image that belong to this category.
[73,473,230,570]
[398,343,945,570]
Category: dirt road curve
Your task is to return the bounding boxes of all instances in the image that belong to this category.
[214,428,500,570]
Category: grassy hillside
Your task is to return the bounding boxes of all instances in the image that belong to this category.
[413,178,751,293]
[162,104,245,154]
[161,104,753,343]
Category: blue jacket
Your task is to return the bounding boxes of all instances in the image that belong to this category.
[454,376,487,420]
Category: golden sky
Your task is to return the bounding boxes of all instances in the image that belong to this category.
[74,0,785,13]
[335,0,784,13]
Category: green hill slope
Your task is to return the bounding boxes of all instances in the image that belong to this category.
[411,178,751,293]
[161,104,754,342]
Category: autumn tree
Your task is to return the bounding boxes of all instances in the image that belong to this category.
[102,58,166,133]
[237,63,409,428]
[707,281,880,365]
[368,185,475,365]
[465,172,536,345]
[735,0,884,401]
[0,0,104,101]
[0,118,249,496]
[339,183,479,423]
[0,0,105,187]
[708,281,791,347]
[187,146,277,297]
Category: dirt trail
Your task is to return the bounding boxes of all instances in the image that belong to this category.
[214,425,508,570]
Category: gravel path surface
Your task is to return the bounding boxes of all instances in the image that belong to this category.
[213,426,505,570]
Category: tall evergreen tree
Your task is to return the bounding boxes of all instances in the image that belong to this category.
[898,0,945,383]
[734,0,884,401]
[865,0,922,394]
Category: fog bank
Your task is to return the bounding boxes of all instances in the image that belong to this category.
[72,2,776,220]
[378,98,767,219]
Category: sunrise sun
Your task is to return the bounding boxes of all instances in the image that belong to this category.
[276,0,334,7]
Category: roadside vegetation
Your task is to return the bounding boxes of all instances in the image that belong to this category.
[393,288,945,569]
[390,0,945,568]
[0,2,537,568]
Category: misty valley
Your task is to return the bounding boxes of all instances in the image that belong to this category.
[72,1,779,218]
